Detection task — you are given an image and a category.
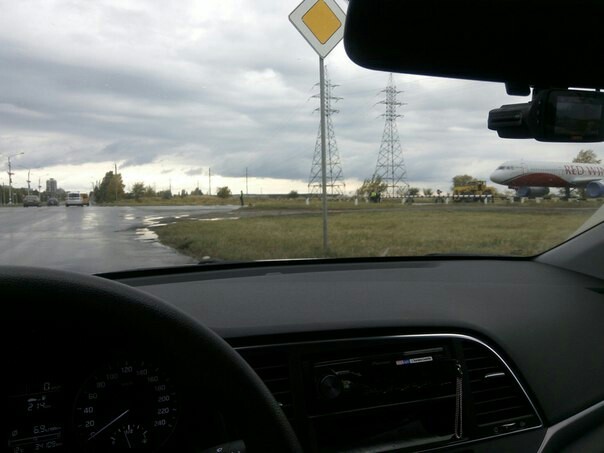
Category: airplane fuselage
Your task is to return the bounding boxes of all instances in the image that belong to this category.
[490,160,604,188]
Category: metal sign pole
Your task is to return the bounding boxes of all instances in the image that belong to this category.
[289,0,345,254]
[319,56,329,253]
[8,157,13,205]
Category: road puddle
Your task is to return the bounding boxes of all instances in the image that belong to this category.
[143,216,165,225]
[81,211,101,230]
[134,228,158,242]
[134,214,236,245]
[196,217,240,222]
[134,215,169,242]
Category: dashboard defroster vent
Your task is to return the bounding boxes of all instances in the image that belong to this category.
[239,349,294,421]
[462,340,540,436]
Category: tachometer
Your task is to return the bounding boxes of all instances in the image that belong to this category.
[73,360,178,451]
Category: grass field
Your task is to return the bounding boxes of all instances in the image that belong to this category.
[155,203,600,260]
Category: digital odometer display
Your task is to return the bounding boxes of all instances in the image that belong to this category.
[73,360,178,451]
[7,379,65,452]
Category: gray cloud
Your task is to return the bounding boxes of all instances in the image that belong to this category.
[1,0,599,192]
[184,167,205,176]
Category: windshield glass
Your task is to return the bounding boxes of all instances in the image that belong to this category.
[1,0,602,273]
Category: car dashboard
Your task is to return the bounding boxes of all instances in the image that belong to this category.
[7,257,604,452]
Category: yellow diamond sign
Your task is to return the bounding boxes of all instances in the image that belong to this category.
[290,0,346,58]
[302,1,342,44]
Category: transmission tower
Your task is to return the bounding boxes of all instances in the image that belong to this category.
[374,73,408,197]
[308,69,346,197]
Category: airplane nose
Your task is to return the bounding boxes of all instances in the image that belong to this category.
[490,170,502,183]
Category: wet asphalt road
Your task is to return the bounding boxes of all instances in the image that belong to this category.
[0,205,239,274]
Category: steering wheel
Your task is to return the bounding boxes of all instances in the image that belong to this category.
[2,266,303,452]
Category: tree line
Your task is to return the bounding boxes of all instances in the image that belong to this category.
[90,149,600,203]
[92,171,234,202]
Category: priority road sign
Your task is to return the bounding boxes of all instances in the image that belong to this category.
[289,0,346,58]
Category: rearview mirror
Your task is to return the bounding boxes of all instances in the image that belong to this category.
[344,0,604,91]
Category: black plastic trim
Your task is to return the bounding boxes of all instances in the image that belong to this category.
[235,332,543,448]
[538,399,604,452]
[98,255,532,283]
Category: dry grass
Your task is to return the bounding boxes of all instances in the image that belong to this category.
[155,206,598,260]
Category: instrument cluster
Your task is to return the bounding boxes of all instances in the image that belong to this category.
[8,358,178,453]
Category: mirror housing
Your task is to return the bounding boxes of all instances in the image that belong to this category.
[344,0,604,91]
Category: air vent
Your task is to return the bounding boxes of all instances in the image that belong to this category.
[462,341,540,436]
[238,349,294,421]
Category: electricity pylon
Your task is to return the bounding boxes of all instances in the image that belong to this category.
[374,73,408,197]
[308,69,345,197]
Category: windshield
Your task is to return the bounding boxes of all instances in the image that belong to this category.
[1,0,602,273]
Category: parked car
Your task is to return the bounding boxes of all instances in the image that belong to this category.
[22,195,41,207]
[47,197,59,206]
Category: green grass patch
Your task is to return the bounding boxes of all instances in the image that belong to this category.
[155,206,598,260]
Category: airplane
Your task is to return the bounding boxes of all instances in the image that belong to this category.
[490,159,604,198]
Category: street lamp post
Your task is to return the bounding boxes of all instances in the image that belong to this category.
[7,152,25,205]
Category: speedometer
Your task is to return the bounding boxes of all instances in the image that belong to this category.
[73,360,178,451]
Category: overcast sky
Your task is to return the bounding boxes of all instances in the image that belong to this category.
[1,0,601,195]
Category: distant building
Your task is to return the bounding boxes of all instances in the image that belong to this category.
[46,178,58,195]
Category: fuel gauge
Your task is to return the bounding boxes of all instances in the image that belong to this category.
[110,424,149,449]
